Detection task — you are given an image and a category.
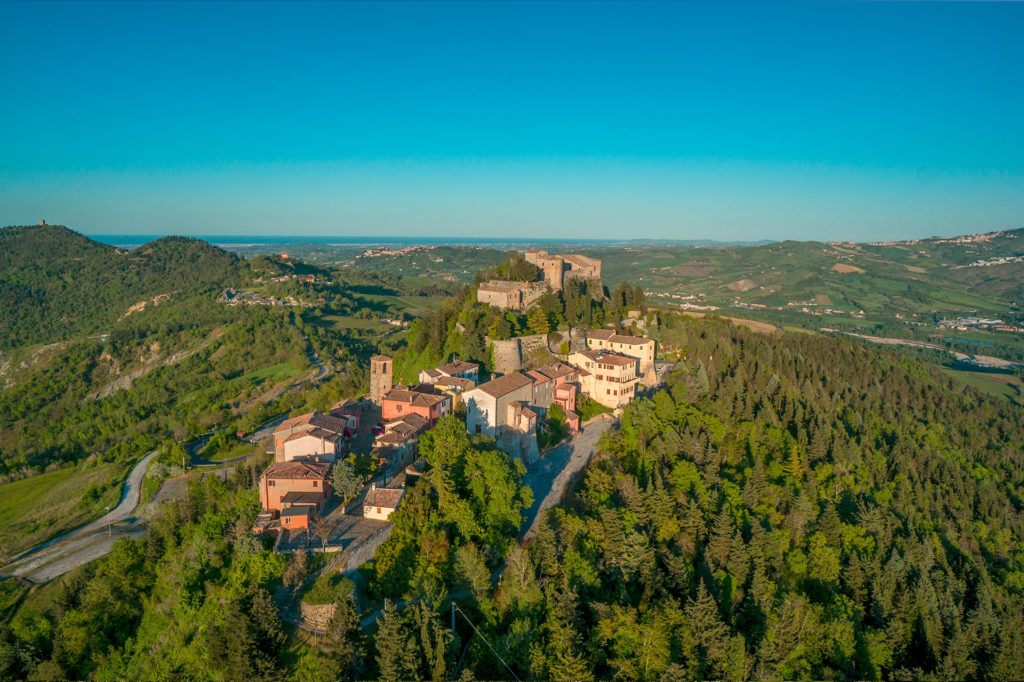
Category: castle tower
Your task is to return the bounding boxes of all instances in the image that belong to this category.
[369,355,393,406]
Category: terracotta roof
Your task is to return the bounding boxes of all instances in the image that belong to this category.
[283,427,344,445]
[588,331,653,346]
[310,412,349,434]
[575,349,639,366]
[437,361,478,376]
[281,491,324,505]
[273,410,349,436]
[387,412,429,430]
[384,388,448,408]
[371,354,392,362]
[365,485,405,509]
[471,372,533,398]
[541,361,577,378]
[434,376,475,390]
[262,460,331,481]
[525,369,552,385]
[273,412,314,434]
[422,368,443,378]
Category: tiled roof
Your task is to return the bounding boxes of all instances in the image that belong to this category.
[575,349,639,366]
[536,362,577,380]
[423,368,443,378]
[273,410,349,436]
[472,372,533,398]
[283,427,344,444]
[525,369,552,385]
[588,330,653,346]
[261,460,331,481]
[434,376,475,390]
[365,486,405,509]
[273,412,314,434]
[309,412,349,434]
[384,388,448,408]
[437,361,478,376]
[371,354,392,362]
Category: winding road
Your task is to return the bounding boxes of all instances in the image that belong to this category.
[1,449,159,582]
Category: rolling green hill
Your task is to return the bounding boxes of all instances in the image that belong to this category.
[0,225,247,347]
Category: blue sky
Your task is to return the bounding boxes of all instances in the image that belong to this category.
[1,1,1022,241]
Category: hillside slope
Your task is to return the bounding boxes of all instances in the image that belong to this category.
[0,225,246,347]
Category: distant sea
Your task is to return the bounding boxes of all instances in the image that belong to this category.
[87,234,769,249]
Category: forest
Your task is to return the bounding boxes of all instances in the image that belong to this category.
[4,314,1022,680]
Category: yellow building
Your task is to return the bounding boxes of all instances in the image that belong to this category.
[569,349,640,409]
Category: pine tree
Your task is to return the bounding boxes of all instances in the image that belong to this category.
[375,601,420,682]
[527,307,550,335]
[682,581,729,679]
[707,509,734,571]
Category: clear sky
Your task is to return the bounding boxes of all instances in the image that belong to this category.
[1,1,1022,242]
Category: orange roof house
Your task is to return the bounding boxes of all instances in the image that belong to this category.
[258,460,331,514]
[381,387,452,424]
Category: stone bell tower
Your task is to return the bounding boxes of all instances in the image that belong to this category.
[369,354,393,406]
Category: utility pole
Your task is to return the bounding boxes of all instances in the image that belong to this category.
[104,505,111,536]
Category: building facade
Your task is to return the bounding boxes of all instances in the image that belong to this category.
[462,373,540,464]
[585,330,657,385]
[258,460,332,513]
[381,387,452,424]
[272,411,349,462]
[570,348,641,409]
[476,280,545,311]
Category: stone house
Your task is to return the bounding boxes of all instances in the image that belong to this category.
[462,372,540,465]
[476,280,545,311]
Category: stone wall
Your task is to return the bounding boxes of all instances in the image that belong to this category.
[341,523,393,575]
[490,334,552,374]
[300,602,336,631]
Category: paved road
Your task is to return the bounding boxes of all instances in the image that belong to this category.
[1,449,159,580]
[519,417,615,541]
[845,332,1024,369]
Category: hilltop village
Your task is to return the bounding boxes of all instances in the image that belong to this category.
[249,250,663,557]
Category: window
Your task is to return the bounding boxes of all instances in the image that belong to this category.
[284,517,290,525]
[312,481,318,488]
[376,507,382,514]
[606,389,610,394]
[268,480,275,487]
[475,424,482,434]
[396,404,403,412]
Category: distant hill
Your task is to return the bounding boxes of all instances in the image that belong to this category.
[0,225,246,347]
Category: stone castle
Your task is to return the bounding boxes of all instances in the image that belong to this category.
[523,249,601,292]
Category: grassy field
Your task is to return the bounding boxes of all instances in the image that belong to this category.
[940,367,1024,405]
[318,315,389,331]
[0,463,120,563]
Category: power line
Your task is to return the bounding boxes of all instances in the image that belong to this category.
[450,602,521,682]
